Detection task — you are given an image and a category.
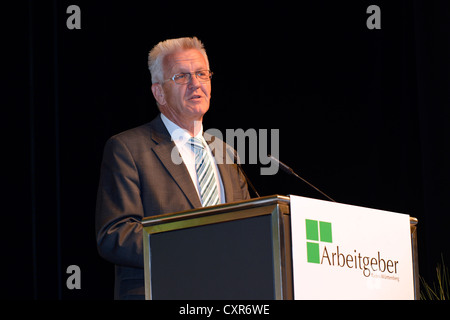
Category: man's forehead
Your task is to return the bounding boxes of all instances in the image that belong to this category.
[164,49,208,72]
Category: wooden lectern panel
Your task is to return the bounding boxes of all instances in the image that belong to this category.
[142,195,292,300]
[150,215,273,299]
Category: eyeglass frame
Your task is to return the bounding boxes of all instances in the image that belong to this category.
[162,70,213,85]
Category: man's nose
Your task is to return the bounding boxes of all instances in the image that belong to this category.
[188,73,201,88]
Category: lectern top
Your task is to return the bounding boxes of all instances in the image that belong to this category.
[141,194,290,228]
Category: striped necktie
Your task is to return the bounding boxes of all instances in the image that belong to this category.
[188,137,220,207]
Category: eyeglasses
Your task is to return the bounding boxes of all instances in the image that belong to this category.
[163,70,213,85]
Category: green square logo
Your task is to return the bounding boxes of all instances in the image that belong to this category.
[305,219,319,241]
[319,221,332,243]
[305,219,332,264]
[306,242,320,263]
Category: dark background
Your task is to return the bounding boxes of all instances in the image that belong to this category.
[4,0,449,299]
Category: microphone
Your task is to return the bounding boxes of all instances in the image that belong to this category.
[268,155,336,202]
[228,147,261,198]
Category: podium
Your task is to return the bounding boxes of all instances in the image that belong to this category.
[142,195,419,300]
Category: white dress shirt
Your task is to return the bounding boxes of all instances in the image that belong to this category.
[160,113,225,204]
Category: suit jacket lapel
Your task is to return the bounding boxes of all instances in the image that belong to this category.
[149,115,202,208]
[217,162,234,203]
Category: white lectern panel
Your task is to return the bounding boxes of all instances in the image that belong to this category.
[290,195,414,300]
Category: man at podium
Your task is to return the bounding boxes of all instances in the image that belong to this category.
[95,37,250,299]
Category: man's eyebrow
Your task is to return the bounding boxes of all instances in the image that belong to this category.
[172,68,207,74]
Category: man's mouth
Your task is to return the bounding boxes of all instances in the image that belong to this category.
[189,95,202,100]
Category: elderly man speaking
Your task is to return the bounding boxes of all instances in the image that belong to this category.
[95,37,250,300]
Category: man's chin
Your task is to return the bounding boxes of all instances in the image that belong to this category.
[185,103,209,117]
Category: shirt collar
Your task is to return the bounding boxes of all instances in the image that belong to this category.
[160,113,204,145]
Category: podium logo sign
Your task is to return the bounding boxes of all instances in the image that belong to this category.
[304,218,401,279]
[290,195,415,299]
[305,219,332,263]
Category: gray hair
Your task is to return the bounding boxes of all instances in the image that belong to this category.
[148,37,209,84]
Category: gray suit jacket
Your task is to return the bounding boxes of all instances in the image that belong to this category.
[95,114,250,299]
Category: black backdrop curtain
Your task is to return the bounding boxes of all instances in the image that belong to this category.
[4,0,449,299]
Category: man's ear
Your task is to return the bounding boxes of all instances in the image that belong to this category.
[151,83,166,106]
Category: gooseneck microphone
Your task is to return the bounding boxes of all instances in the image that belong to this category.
[227,148,261,198]
[268,155,336,202]
[237,164,261,198]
